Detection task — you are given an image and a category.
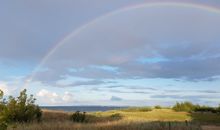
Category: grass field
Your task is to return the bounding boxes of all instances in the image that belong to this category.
[7,108,220,130]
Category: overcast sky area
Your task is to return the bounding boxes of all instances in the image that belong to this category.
[1,0,220,106]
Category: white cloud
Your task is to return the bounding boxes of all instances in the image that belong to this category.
[0,83,9,95]
[62,91,74,102]
[36,89,74,105]
[0,81,19,96]
[37,89,58,98]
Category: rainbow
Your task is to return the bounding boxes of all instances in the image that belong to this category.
[22,1,220,89]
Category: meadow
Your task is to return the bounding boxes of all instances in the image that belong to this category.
[7,108,220,130]
[1,90,220,130]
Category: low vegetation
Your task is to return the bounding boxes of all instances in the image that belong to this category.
[1,89,220,130]
[154,105,162,109]
[0,89,42,130]
[119,106,152,112]
[172,101,220,113]
[7,108,220,130]
[70,111,86,122]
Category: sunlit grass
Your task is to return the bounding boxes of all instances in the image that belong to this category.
[93,109,191,121]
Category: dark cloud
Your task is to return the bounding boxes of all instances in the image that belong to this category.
[2,0,220,106]
[108,89,151,94]
[105,85,157,91]
[89,85,154,94]
[29,6,220,85]
[0,0,130,61]
[62,80,112,87]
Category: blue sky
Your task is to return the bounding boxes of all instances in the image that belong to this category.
[1,0,220,106]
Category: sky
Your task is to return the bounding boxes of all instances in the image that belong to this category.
[1,0,220,106]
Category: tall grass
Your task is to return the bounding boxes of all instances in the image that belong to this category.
[8,121,202,130]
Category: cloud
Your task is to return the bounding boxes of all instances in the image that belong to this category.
[0,81,20,96]
[1,1,220,106]
[37,89,58,98]
[106,85,157,91]
[0,83,10,95]
[110,96,123,101]
[62,92,74,102]
[151,94,220,101]
[36,89,74,105]
[164,89,220,94]
[56,79,114,87]
[29,6,220,86]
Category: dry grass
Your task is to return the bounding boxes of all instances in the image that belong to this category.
[7,109,220,130]
[41,109,71,122]
[201,125,220,130]
[8,121,202,130]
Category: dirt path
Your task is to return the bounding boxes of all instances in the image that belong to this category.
[202,125,220,130]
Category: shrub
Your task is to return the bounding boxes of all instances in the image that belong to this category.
[173,102,220,113]
[194,106,215,113]
[217,104,220,113]
[0,89,42,124]
[70,111,86,122]
[110,113,121,119]
[0,122,7,130]
[172,102,196,112]
[155,105,162,109]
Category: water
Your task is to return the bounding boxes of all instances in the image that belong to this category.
[41,106,127,112]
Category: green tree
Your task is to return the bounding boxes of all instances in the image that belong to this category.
[0,90,8,130]
[173,101,196,112]
[0,89,42,124]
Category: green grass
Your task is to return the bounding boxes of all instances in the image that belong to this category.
[93,109,191,121]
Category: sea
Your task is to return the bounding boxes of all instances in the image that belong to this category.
[41,106,127,112]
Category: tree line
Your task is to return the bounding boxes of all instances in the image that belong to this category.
[172,101,220,113]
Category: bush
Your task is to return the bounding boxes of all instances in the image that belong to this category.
[155,105,162,109]
[0,89,42,124]
[110,113,121,119]
[217,104,220,113]
[194,106,216,113]
[173,102,220,113]
[70,111,86,122]
[0,122,7,130]
[172,102,196,112]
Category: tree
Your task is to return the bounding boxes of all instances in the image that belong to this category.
[0,89,42,124]
[173,101,196,112]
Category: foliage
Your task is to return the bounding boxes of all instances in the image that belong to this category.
[0,89,42,125]
[0,121,7,130]
[110,113,121,120]
[173,102,220,113]
[7,107,220,130]
[70,111,86,122]
[194,105,217,113]
[172,102,197,112]
[154,105,162,109]
[216,104,220,112]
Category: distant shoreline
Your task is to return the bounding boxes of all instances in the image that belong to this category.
[40,106,128,112]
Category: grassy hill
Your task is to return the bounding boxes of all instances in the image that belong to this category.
[7,108,220,130]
